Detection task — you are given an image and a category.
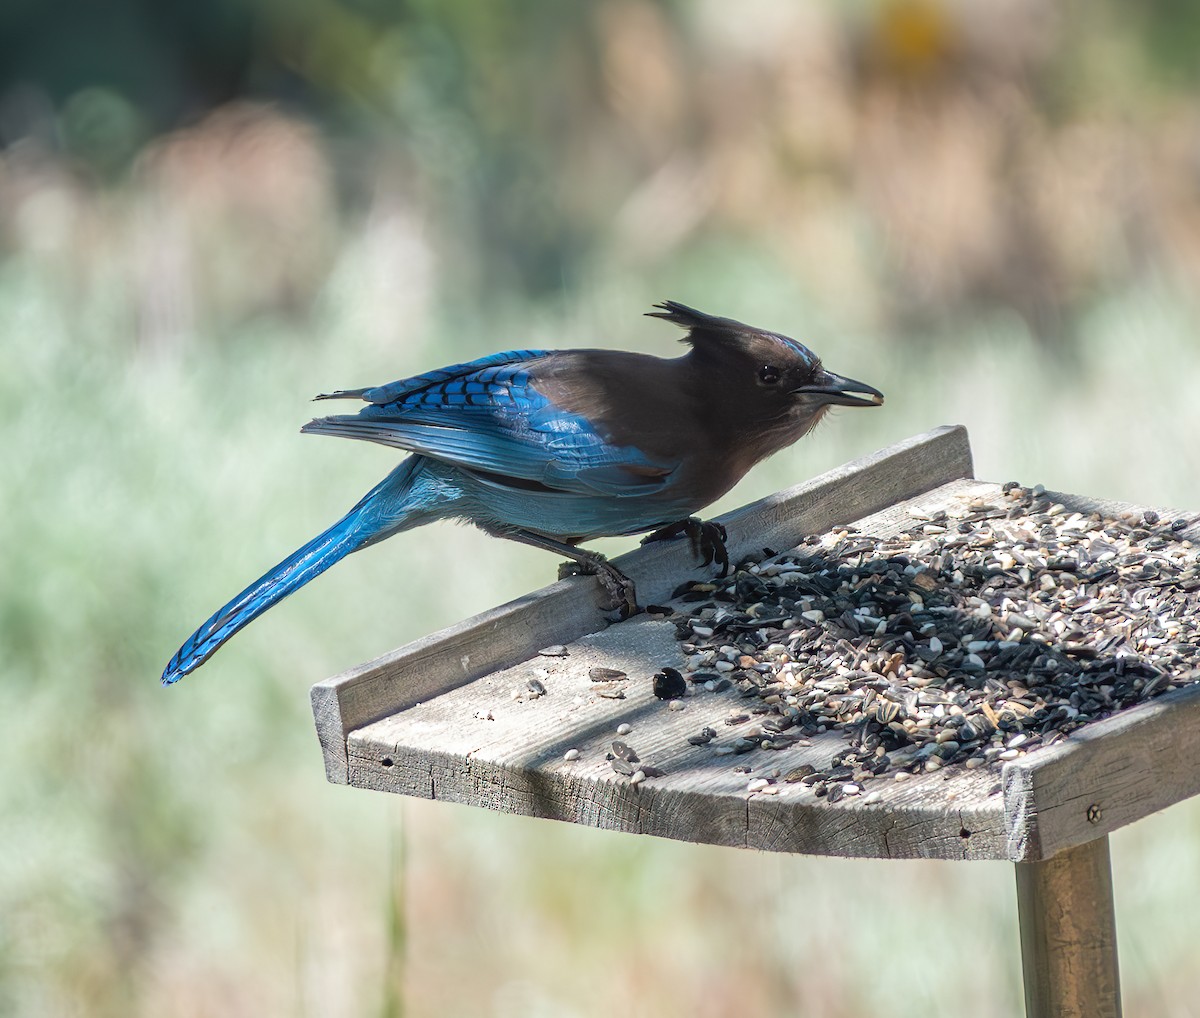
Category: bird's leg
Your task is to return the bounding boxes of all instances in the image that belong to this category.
[487,526,639,618]
[641,517,730,577]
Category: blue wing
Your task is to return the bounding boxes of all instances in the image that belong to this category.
[303,350,678,497]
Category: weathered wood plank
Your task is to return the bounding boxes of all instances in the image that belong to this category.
[1004,682,1200,861]
[346,612,1010,860]
[344,476,1018,861]
[313,425,974,782]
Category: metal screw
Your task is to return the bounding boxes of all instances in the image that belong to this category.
[1086,803,1103,824]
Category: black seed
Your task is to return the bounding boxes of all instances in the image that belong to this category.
[653,667,687,700]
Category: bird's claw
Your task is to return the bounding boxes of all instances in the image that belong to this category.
[559,557,638,619]
[642,517,730,577]
[557,560,584,580]
[595,562,638,619]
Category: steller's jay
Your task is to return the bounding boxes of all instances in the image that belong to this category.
[162,302,883,684]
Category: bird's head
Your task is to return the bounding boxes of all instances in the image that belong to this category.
[647,300,884,437]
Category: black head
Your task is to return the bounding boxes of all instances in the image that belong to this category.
[647,301,884,430]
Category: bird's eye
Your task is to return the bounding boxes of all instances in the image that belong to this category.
[758,364,781,385]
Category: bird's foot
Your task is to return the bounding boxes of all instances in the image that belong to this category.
[642,517,730,577]
[558,555,638,618]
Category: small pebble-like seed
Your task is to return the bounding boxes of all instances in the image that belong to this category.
[563,749,580,761]
[616,723,633,736]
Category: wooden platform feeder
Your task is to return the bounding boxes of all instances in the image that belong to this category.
[312,426,1200,1018]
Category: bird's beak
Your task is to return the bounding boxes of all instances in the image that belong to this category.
[793,370,885,408]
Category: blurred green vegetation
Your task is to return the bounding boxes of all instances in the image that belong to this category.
[3,2,1200,1016]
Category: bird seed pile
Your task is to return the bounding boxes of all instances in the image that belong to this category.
[664,483,1200,799]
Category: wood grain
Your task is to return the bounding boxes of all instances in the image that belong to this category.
[313,425,974,782]
[345,596,1009,860]
[1004,682,1200,861]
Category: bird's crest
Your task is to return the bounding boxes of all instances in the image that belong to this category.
[646,300,817,366]
[645,300,740,336]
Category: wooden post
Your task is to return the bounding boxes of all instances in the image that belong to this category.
[1015,836,1122,1018]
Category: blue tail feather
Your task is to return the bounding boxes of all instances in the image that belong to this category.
[162,457,438,685]
[161,513,367,685]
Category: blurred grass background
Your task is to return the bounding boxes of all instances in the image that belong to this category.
[3,1,1200,1015]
